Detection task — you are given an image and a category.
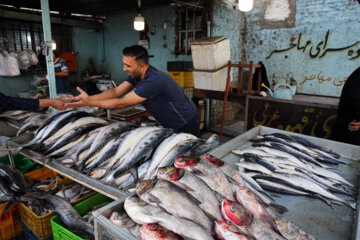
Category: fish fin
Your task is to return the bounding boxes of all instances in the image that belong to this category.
[190,167,206,176]
[128,167,138,184]
[157,204,173,215]
[311,193,333,209]
[268,203,288,214]
[172,181,194,192]
[146,193,162,204]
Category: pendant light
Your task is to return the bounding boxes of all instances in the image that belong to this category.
[238,0,253,12]
[134,0,145,31]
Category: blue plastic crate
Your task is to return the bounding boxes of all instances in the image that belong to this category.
[22,222,53,240]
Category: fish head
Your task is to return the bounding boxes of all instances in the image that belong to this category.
[204,154,224,167]
[174,156,199,168]
[89,169,107,179]
[136,180,157,197]
[215,220,249,239]
[157,167,184,181]
[140,223,181,240]
[221,200,252,226]
[237,186,263,204]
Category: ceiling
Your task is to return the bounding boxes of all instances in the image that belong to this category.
[0,0,203,18]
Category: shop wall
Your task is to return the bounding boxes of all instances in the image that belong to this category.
[0,73,36,97]
[101,6,192,83]
[72,27,103,87]
[240,0,360,97]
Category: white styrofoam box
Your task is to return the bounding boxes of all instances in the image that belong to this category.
[190,37,230,70]
[193,67,233,91]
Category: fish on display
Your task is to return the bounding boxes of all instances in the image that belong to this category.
[76,121,135,170]
[174,156,235,201]
[204,154,278,208]
[32,193,94,239]
[124,196,213,240]
[140,223,183,240]
[191,134,221,157]
[252,173,355,209]
[157,166,222,221]
[235,186,283,237]
[144,133,199,180]
[221,196,285,240]
[103,128,173,185]
[214,220,254,240]
[17,113,50,136]
[136,179,213,231]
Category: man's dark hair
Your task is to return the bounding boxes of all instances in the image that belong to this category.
[123,45,149,64]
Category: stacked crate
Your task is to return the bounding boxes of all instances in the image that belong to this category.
[167,61,194,89]
[190,36,231,91]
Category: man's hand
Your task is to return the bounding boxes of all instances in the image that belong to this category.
[39,98,66,110]
[65,87,90,109]
[348,120,360,132]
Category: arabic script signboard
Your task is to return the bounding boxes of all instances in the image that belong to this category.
[245,95,338,139]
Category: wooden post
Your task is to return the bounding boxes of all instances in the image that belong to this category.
[247,61,254,94]
[237,61,243,94]
[257,67,262,94]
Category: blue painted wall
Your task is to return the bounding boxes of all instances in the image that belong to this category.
[100,5,192,83]
[0,73,36,97]
[230,0,360,97]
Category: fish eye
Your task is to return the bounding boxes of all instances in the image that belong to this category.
[178,157,183,162]
[159,169,164,174]
[151,224,157,230]
[230,205,235,212]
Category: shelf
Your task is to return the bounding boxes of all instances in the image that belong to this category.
[7,137,128,200]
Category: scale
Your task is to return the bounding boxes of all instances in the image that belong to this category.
[110,106,149,121]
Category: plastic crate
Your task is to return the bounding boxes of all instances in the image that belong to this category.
[168,72,185,88]
[51,193,113,240]
[0,154,40,174]
[184,72,194,88]
[19,168,84,239]
[0,203,22,240]
[22,222,53,240]
[92,193,136,240]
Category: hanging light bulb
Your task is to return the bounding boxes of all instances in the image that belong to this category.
[238,0,253,12]
[51,40,57,50]
[134,0,145,31]
[134,13,145,31]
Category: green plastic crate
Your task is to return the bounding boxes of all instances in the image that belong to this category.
[50,194,112,240]
[0,154,41,174]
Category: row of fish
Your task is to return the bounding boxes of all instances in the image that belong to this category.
[231,133,357,209]
[115,155,315,240]
[18,109,220,191]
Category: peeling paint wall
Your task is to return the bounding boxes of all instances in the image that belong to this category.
[242,0,360,96]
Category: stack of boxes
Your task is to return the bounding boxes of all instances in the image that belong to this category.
[190,36,231,91]
[167,61,194,99]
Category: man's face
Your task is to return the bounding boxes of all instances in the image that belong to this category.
[123,56,143,78]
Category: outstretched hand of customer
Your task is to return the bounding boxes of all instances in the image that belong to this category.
[348,120,360,132]
[64,87,90,109]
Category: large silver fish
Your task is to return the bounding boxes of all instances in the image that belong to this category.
[124,196,213,240]
[136,180,213,231]
[157,166,222,221]
[174,156,235,201]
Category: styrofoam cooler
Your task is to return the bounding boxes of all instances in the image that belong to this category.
[193,67,231,91]
[190,37,230,70]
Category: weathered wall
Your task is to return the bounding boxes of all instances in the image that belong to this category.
[243,0,360,97]
[101,6,192,82]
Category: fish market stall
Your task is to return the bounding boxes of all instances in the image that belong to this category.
[7,133,128,200]
[92,126,360,240]
[209,126,360,240]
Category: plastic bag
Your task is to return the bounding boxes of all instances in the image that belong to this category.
[17,51,31,70]
[7,52,20,76]
[0,52,7,76]
[26,49,39,65]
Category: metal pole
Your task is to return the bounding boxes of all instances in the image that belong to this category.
[40,0,58,115]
